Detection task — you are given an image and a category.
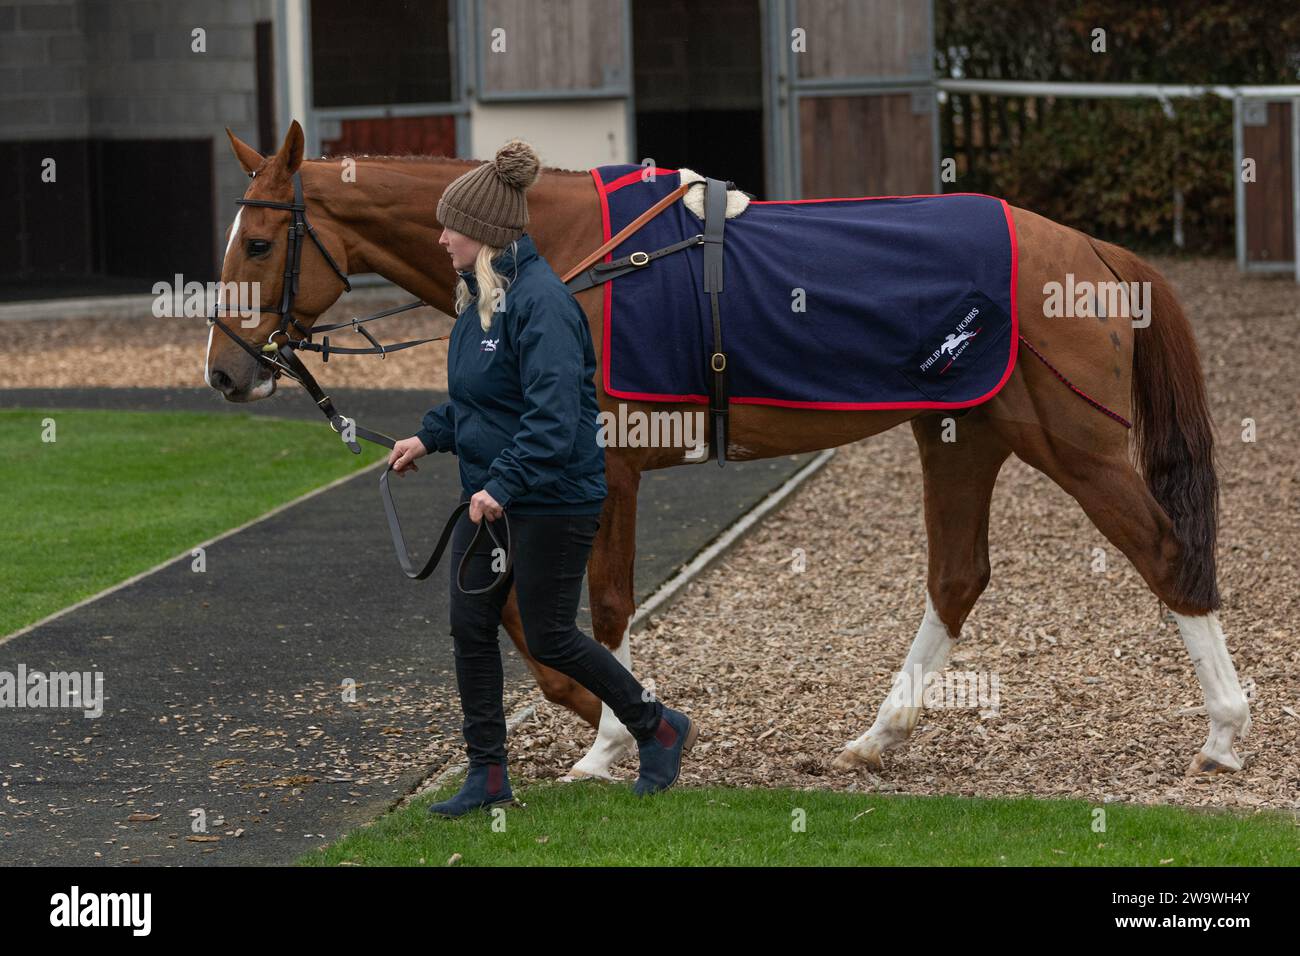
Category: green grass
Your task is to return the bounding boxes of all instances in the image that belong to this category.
[1,408,387,635]
[302,776,1299,866]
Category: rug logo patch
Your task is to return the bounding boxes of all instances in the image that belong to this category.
[899,289,1011,402]
[919,307,983,375]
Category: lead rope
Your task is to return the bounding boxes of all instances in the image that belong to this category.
[1017,334,1132,429]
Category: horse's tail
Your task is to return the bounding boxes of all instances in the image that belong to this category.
[1088,236,1220,612]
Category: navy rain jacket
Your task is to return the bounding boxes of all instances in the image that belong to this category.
[416,232,607,515]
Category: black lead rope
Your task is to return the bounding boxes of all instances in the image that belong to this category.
[379,490,513,593]
[278,342,513,596]
[291,347,512,595]
[210,298,509,594]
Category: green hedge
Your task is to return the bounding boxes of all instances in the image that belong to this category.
[936,0,1300,253]
[952,95,1235,254]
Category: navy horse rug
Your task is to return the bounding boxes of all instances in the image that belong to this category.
[586,164,1019,410]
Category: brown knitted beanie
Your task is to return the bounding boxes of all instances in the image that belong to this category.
[436,139,542,246]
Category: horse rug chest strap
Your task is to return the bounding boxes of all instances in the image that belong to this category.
[702,176,730,466]
[562,175,736,467]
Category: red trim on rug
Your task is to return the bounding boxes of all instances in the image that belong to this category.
[601,167,678,195]
[590,168,1021,410]
[750,189,1006,205]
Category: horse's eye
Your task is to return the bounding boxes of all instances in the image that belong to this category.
[246,238,271,257]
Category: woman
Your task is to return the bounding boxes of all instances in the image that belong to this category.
[388,139,698,817]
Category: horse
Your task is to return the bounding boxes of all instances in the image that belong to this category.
[206,121,1251,781]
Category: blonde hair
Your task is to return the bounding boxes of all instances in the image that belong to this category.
[454,241,516,332]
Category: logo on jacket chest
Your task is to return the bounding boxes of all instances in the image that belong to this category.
[480,336,500,353]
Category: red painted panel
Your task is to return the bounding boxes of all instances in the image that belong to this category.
[319,115,457,158]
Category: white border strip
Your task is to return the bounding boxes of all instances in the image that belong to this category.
[0,295,157,323]
[0,459,387,647]
[937,79,1300,99]
[400,446,838,805]
[0,281,422,323]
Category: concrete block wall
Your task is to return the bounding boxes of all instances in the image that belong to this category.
[0,1,89,138]
[0,0,276,268]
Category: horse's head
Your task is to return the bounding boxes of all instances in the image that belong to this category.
[205,120,351,402]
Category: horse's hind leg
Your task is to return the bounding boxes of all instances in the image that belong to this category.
[1009,434,1251,772]
[1175,613,1252,772]
[834,412,1010,772]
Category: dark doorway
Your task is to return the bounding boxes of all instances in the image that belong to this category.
[631,0,766,198]
[0,138,215,301]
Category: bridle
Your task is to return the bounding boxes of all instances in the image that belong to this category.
[206,169,511,594]
[207,170,444,434]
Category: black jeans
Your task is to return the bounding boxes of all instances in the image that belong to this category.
[447,499,663,768]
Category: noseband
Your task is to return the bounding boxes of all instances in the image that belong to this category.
[206,170,510,594]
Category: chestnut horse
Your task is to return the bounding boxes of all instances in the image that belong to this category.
[206,122,1250,780]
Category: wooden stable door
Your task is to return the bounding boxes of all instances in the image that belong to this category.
[1241,100,1295,267]
[769,0,936,199]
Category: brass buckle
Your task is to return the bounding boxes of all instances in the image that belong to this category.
[710,352,726,372]
[629,251,650,266]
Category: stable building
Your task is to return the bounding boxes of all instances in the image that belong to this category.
[0,0,939,296]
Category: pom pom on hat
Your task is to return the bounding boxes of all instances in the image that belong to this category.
[493,139,541,191]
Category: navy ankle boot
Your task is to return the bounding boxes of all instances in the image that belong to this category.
[633,706,699,797]
[427,762,514,818]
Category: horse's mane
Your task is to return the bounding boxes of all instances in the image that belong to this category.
[311,153,592,176]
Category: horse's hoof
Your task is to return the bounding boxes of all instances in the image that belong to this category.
[558,766,618,783]
[832,746,883,773]
[1187,750,1242,775]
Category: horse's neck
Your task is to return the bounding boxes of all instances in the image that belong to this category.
[302,158,602,323]
[302,158,470,315]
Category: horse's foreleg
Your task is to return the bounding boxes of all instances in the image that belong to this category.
[834,413,1009,772]
[559,449,644,782]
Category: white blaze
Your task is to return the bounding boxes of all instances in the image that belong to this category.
[205,209,244,386]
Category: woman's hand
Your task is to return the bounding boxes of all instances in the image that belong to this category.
[388,436,428,477]
[469,489,503,524]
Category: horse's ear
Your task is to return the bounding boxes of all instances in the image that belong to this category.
[226,128,264,176]
[278,120,305,175]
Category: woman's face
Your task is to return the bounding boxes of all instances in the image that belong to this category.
[440,226,483,273]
